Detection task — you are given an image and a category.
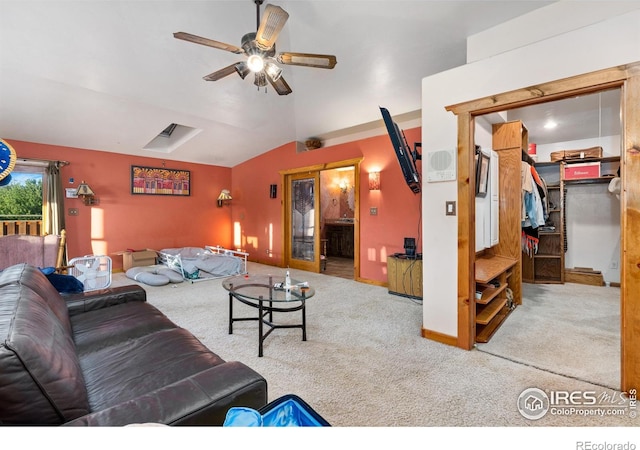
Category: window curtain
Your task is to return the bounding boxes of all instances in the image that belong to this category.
[45,161,65,240]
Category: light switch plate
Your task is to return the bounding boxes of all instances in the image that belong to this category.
[370,207,378,215]
[445,201,456,216]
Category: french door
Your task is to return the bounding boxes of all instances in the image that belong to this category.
[285,171,321,272]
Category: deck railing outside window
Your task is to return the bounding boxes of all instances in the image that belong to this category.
[0,219,43,236]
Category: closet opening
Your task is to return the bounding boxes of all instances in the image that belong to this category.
[473,88,622,389]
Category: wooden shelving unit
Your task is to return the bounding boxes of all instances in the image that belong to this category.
[472,120,526,344]
[475,254,517,343]
[523,155,620,284]
[534,182,565,283]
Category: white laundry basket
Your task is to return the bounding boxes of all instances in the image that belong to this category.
[68,255,112,291]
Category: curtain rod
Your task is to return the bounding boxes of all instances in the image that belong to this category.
[17,157,70,167]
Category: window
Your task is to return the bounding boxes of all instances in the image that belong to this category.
[0,162,47,234]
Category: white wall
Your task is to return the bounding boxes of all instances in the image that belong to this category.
[421,7,640,339]
[467,1,640,63]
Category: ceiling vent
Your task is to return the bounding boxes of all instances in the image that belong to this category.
[144,123,201,153]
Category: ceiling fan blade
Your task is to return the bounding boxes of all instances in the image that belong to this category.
[255,4,289,51]
[268,74,292,96]
[277,52,337,69]
[174,32,244,54]
[203,63,239,81]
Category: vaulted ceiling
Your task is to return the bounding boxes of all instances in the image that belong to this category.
[1,1,558,167]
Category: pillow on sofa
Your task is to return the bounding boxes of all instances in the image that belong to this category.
[38,267,84,293]
[46,273,85,293]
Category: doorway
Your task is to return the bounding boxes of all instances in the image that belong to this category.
[473,88,622,389]
[320,167,356,279]
[446,62,640,392]
[281,158,362,279]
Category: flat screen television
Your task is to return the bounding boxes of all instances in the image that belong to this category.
[379,106,421,194]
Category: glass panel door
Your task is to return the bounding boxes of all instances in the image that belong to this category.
[286,172,320,272]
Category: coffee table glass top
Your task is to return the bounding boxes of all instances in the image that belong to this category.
[222,274,314,302]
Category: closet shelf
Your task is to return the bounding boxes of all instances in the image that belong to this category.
[476,282,507,305]
[476,297,507,325]
[564,176,616,185]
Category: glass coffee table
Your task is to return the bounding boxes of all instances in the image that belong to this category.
[222,274,315,357]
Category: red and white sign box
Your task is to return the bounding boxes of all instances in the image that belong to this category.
[564,162,600,180]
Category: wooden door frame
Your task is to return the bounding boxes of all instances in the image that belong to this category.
[445,62,640,392]
[280,158,363,277]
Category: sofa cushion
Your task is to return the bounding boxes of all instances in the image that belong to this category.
[0,284,90,424]
[0,263,73,335]
[71,301,178,355]
[78,328,226,412]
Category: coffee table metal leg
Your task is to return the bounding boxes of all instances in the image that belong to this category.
[228,293,233,334]
[258,297,264,357]
[302,300,307,341]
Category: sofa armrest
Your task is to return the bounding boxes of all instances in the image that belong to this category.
[62,361,268,426]
[64,285,147,316]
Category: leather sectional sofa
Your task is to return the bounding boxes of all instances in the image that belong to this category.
[0,263,268,426]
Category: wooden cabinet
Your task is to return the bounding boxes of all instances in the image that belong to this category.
[387,256,422,299]
[324,223,354,258]
[475,254,517,343]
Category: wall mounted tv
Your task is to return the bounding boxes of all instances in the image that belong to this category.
[379,106,421,194]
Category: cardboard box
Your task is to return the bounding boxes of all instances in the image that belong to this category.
[564,162,601,180]
[122,249,157,270]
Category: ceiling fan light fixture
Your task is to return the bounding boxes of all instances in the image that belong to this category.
[265,62,283,82]
[254,71,268,88]
[247,54,264,72]
[235,62,250,79]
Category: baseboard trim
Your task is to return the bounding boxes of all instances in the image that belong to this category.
[421,327,459,348]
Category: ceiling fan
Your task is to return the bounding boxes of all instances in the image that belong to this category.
[174,0,337,95]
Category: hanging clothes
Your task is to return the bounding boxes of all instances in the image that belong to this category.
[531,165,549,223]
[521,161,544,228]
[522,227,539,257]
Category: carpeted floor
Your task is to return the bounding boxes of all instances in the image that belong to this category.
[110,263,632,427]
[477,282,620,390]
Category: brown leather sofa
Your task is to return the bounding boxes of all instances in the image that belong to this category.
[0,263,267,426]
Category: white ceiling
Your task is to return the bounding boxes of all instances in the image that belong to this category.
[0,0,564,167]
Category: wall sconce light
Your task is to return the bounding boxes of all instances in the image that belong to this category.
[217,189,232,207]
[368,172,381,191]
[76,181,97,205]
[339,179,350,193]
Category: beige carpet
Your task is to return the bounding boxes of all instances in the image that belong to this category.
[477,282,620,390]
[110,263,633,428]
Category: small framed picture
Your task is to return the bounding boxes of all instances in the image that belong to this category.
[476,150,490,197]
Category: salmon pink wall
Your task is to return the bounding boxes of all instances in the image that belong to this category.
[8,140,232,271]
[231,127,422,284]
